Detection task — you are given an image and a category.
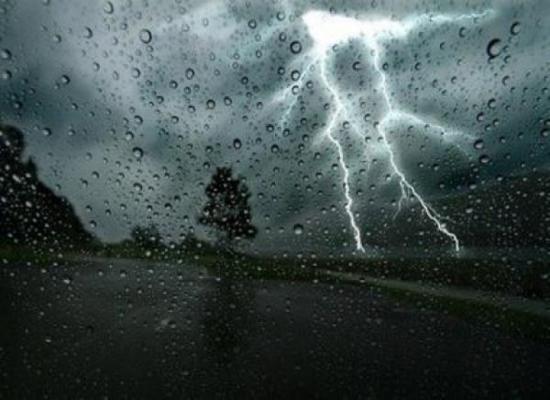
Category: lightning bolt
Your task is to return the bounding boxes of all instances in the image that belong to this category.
[272,9,494,253]
[319,54,366,253]
[371,35,462,252]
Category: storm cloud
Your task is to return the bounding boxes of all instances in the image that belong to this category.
[1,0,549,255]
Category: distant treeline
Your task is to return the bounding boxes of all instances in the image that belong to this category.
[95,224,221,260]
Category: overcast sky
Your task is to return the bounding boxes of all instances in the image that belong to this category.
[1,0,549,255]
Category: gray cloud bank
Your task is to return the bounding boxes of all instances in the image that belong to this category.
[0,0,549,255]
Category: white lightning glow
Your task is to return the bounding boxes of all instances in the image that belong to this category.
[319,55,366,253]
[273,8,493,253]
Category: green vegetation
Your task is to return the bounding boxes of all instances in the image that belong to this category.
[363,281,550,342]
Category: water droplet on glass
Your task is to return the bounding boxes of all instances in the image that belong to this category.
[139,29,152,44]
[479,154,490,164]
[486,38,502,58]
[104,1,114,14]
[132,147,144,159]
[290,41,302,54]
[0,49,11,60]
[84,27,93,39]
[473,139,484,149]
[510,22,521,35]
[233,139,242,149]
[293,224,304,235]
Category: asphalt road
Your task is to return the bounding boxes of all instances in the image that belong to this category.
[1,258,549,399]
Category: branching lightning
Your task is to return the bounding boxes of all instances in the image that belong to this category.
[272,9,493,253]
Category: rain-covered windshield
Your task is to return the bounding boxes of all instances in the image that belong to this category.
[1,1,549,398]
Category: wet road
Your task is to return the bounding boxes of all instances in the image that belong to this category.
[1,258,549,399]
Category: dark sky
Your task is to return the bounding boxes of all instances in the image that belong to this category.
[0,0,549,255]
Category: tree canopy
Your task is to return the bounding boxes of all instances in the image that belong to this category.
[199,167,257,244]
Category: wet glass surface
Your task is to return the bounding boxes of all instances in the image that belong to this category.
[1,0,549,398]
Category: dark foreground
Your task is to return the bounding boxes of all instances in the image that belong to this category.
[1,259,549,399]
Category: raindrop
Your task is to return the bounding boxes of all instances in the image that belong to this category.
[290,41,302,54]
[293,224,304,235]
[139,29,152,44]
[479,154,490,164]
[473,139,484,149]
[104,1,114,14]
[84,27,93,39]
[248,19,257,29]
[233,139,242,149]
[132,147,144,159]
[510,22,521,35]
[0,49,11,60]
[185,68,195,79]
[60,75,70,85]
[486,38,502,58]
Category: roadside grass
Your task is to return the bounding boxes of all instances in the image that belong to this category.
[327,273,550,343]
[386,285,550,342]
[199,254,550,342]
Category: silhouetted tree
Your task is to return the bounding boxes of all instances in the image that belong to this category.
[0,124,94,249]
[199,167,257,249]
